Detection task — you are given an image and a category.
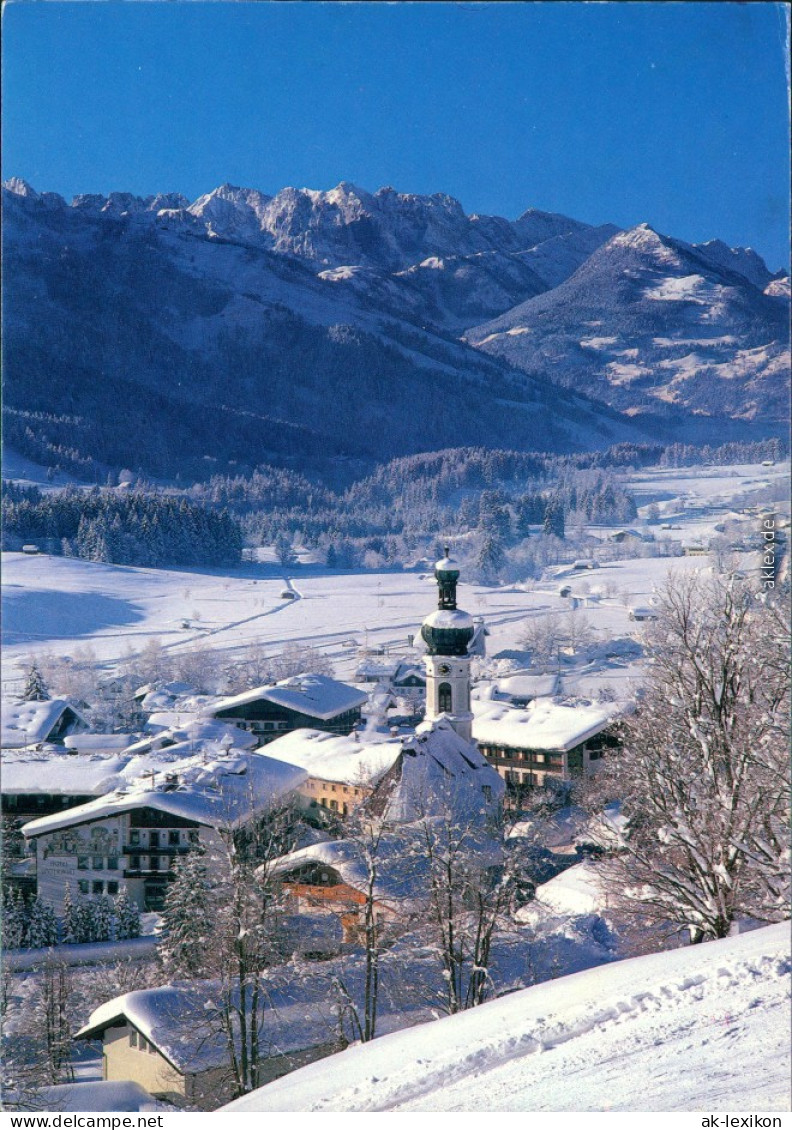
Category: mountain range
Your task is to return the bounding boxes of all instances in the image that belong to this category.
[2,177,788,484]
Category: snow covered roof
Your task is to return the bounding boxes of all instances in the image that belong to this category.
[36,1081,167,1113]
[1,751,132,797]
[21,748,307,839]
[122,717,257,757]
[270,833,427,906]
[1,698,89,749]
[63,733,137,753]
[392,662,426,684]
[473,699,619,752]
[209,674,367,722]
[3,719,258,799]
[422,609,474,630]
[369,718,505,826]
[496,672,560,700]
[75,974,344,1074]
[261,728,402,786]
[355,657,399,679]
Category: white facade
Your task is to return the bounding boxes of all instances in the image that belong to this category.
[424,654,474,743]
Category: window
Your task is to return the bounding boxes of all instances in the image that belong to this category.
[188,831,199,844]
[438,683,453,713]
[139,1037,148,1053]
[150,857,159,871]
[107,881,119,896]
[107,856,119,870]
[77,856,89,870]
[129,830,140,846]
[92,881,103,895]
[129,1031,138,1048]
[78,880,89,895]
[130,855,141,870]
[149,832,160,849]
[168,831,180,845]
[92,855,103,870]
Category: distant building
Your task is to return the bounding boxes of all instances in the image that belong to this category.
[262,728,402,818]
[473,700,621,792]
[495,672,560,707]
[75,983,344,1107]
[22,747,305,913]
[1,698,89,750]
[207,674,367,745]
[628,605,658,622]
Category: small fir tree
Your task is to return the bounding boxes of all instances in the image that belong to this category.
[114,888,141,941]
[27,897,58,949]
[158,847,214,979]
[91,895,114,943]
[3,888,29,949]
[70,899,94,944]
[22,662,49,702]
[61,886,77,944]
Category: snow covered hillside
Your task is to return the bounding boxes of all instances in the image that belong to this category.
[226,922,791,1112]
[3,177,786,488]
[468,224,790,431]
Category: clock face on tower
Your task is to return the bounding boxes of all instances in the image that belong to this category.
[438,663,451,674]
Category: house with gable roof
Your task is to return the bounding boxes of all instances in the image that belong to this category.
[22,745,306,913]
[206,674,367,745]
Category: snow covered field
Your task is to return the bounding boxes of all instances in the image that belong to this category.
[0,549,736,701]
[226,922,791,1113]
[3,461,784,698]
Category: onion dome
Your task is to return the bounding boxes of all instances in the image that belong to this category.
[422,546,474,655]
[421,608,475,656]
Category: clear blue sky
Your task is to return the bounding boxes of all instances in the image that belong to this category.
[2,1,790,269]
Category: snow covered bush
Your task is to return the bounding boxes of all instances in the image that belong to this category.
[596,573,790,943]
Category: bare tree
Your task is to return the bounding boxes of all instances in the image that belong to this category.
[596,573,790,943]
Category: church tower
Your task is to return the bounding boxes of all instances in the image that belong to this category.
[420,548,475,743]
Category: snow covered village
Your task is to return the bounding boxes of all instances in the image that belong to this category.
[2,1,791,1118]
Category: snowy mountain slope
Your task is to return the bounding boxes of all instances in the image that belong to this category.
[225,922,791,1112]
[2,182,658,480]
[3,177,786,484]
[467,224,790,427]
[187,182,590,272]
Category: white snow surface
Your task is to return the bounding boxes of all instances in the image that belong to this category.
[472,699,619,752]
[422,608,475,630]
[21,746,306,838]
[35,1080,168,1112]
[1,698,88,748]
[259,727,402,785]
[225,922,791,1112]
[209,673,367,722]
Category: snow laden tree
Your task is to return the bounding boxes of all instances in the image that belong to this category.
[598,573,791,943]
[415,804,514,1013]
[114,888,141,941]
[27,898,58,949]
[22,662,49,702]
[475,530,506,584]
[158,846,215,979]
[186,802,304,1100]
[2,888,29,949]
[329,813,395,1044]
